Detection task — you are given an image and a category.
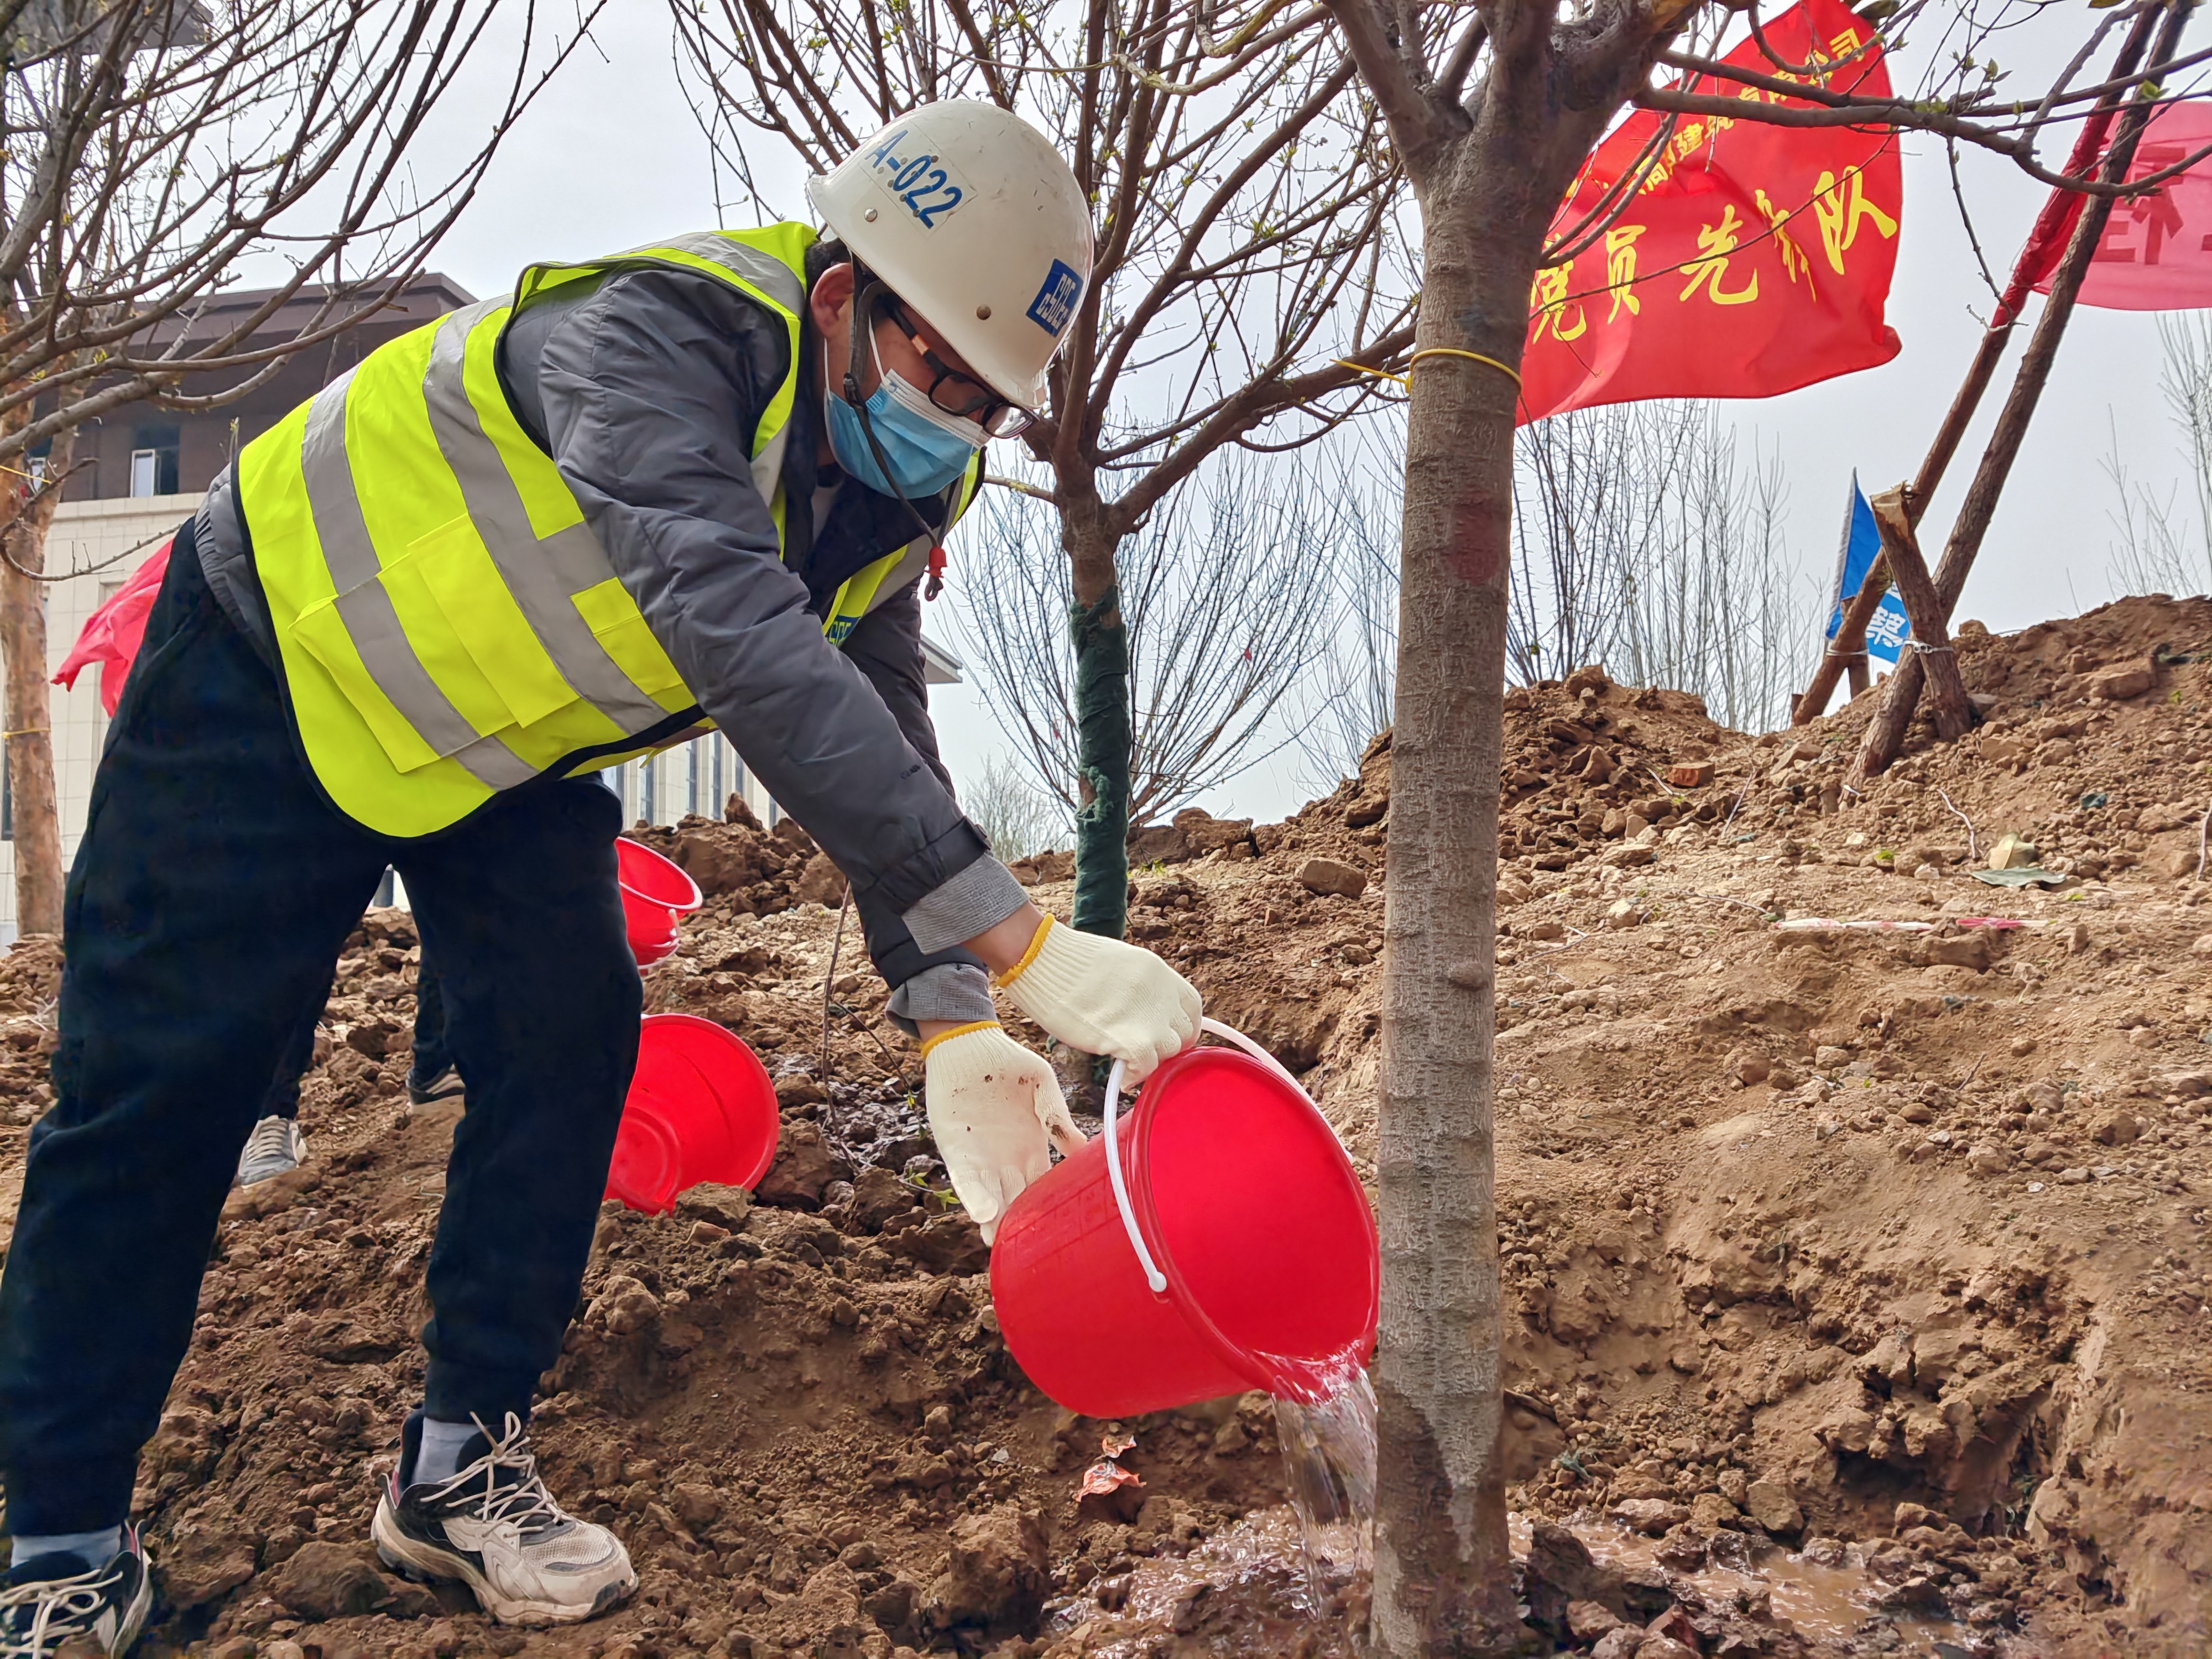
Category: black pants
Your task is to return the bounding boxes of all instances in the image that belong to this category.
[260,952,451,1121]
[0,522,641,1535]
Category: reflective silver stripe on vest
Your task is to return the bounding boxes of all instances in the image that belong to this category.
[420,302,674,738]
[640,233,804,506]
[298,371,539,791]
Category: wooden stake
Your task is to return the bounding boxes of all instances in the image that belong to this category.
[1860,487,1969,756]
[1854,1,2189,778]
[1790,5,2161,728]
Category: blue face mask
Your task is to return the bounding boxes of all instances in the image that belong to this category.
[825,331,985,499]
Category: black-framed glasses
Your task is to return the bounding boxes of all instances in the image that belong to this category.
[881,296,1032,437]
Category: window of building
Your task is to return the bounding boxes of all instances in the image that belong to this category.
[128,425,180,498]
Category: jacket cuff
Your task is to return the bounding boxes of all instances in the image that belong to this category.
[885,963,995,1037]
[901,855,1029,955]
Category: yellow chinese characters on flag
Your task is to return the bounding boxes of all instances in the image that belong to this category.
[1519,0,1903,425]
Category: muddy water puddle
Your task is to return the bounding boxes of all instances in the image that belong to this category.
[1517,1512,1957,1650]
[1047,1357,1969,1655]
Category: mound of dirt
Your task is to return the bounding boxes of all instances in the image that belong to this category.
[3,595,2211,1658]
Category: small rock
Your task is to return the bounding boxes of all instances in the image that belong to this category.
[849,1165,923,1233]
[2057,1166,2092,1185]
[671,1481,723,1528]
[2092,665,2154,700]
[2093,1112,2143,1146]
[1634,1636,1698,1659]
[1668,761,1715,788]
[1603,844,1657,869]
[267,1541,413,1621]
[157,1525,259,1609]
[1655,1525,1708,1569]
[1605,899,1644,930]
[1569,1599,1625,1640]
[675,1182,753,1229]
[1295,857,1368,899]
[1611,1499,1689,1536]
[2193,933,2212,956]
[925,1505,1049,1635]
[1717,1468,1749,1507]
[1690,1491,1741,1532]
[1743,1478,1803,1534]
[754,1119,842,1207]
[794,851,848,906]
[1900,1102,1934,1125]
[773,1075,827,1110]
[1814,1045,1851,1070]
[1966,1146,2010,1175]
[889,1212,991,1275]
[1729,1052,1770,1086]
[1590,1632,1642,1659]
[590,1275,661,1336]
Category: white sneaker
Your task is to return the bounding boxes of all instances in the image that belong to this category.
[372,1412,635,1626]
[0,1528,153,1657]
[234,1116,307,1187]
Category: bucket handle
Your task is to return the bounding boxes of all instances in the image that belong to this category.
[1103,1018,1308,1297]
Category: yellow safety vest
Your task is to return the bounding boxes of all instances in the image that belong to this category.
[236,226,983,838]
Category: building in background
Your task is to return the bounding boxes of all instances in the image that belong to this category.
[0,278,961,936]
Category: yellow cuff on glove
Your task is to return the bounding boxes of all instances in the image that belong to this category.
[996,914,1202,1082]
[922,1021,1083,1245]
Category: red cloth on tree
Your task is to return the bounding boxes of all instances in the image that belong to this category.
[1519,0,1903,424]
[54,541,170,716]
[2029,102,2212,312]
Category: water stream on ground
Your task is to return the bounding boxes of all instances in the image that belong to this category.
[1045,1355,1968,1653]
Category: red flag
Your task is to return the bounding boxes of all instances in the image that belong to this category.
[2030,102,2212,312]
[1519,0,1903,425]
[54,540,169,716]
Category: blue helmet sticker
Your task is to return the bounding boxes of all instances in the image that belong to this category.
[1025,259,1084,334]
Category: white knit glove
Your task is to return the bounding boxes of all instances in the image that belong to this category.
[921,1021,1084,1245]
[995,914,1202,1082]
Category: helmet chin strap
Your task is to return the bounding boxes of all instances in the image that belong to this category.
[842,267,947,546]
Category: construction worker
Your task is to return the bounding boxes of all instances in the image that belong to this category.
[0,100,1200,1656]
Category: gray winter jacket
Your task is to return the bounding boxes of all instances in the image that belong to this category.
[195,259,1021,1027]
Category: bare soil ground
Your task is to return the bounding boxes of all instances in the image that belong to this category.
[1,593,2210,1659]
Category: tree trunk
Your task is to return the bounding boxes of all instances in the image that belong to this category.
[0,428,73,936]
[1065,510,1130,940]
[1370,137,1537,1659]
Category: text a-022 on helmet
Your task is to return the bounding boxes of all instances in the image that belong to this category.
[866,129,969,229]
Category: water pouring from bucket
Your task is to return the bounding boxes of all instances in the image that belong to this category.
[990,1019,1379,1418]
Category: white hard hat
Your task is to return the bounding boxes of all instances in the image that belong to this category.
[807,100,1094,413]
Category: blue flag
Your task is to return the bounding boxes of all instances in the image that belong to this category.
[1825,474,1911,666]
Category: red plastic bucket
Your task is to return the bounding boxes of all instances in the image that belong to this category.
[617,837,701,967]
[605,1013,779,1213]
[990,1022,1378,1416]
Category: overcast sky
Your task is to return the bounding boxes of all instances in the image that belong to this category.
[409,0,2208,826]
